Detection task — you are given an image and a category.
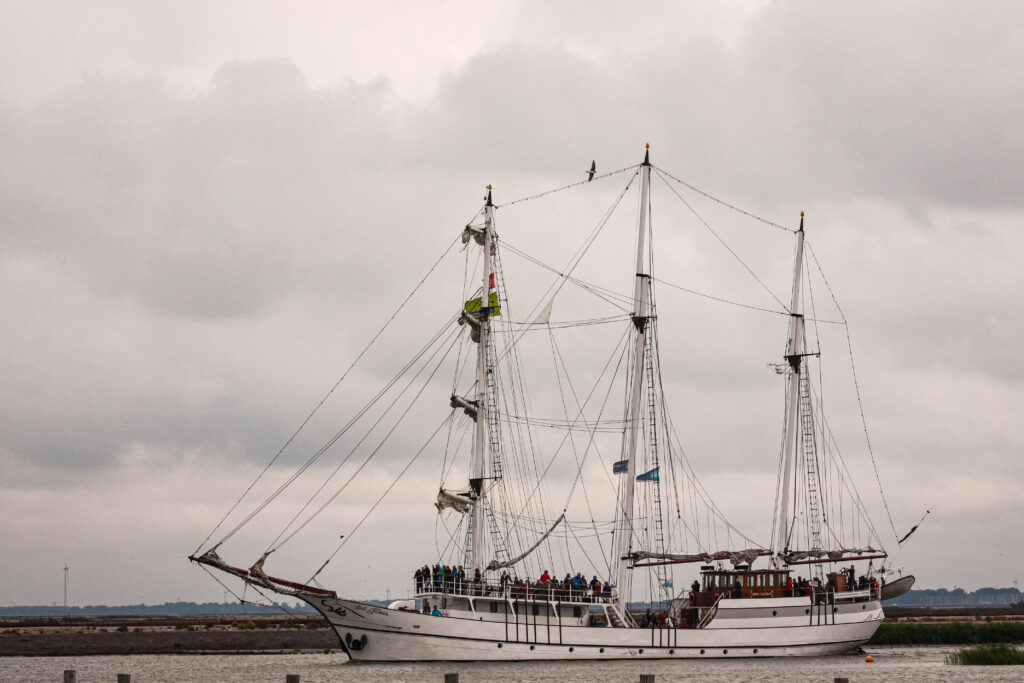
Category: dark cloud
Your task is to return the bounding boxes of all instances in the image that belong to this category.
[1,4,1022,604]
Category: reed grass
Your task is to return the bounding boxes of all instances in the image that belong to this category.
[869,621,1024,646]
[945,644,1024,665]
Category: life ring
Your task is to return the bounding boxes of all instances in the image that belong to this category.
[713,592,721,602]
[689,592,696,606]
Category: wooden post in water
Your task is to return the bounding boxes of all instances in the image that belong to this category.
[62,671,76,683]
[117,675,131,683]
[444,674,459,683]
[639,675,655,683]
[834,678,849,683]
[286,675,300,683]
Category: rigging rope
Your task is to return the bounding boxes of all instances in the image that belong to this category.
[264,322,462,552]
[652,169,791,313]
[274,324,462,554]
[309,412,456,583]
[652,165,797,234]
[496,165,637,209]
[806,240,901,545]
[194,233,462,555]
[652,276,790,317]
[213,314,459,549]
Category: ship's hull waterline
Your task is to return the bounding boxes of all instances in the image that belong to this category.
[305,595,883,662]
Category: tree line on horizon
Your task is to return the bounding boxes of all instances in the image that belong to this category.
[2,587,1020,617]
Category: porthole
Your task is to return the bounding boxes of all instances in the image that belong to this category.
[833,607,838,613]
[529,645,535,651]
[862,605,866,610]
[804,609,810,614]
[772,610,777,616]
[599,647,605,653]
[753,648,759,654]
[639,648,644,654]
[723,649,729,654]
[497,643,502,648]
[700,649,705,655]
[669,649,675,654]
[569,647,574,652]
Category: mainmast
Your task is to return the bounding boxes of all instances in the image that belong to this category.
[464,186,495,572]
[774,212,810,566]
[612,146,652,603]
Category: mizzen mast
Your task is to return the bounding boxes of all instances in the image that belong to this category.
[773,212,821,567]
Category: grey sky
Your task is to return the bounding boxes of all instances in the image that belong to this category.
[1,2,1022,606]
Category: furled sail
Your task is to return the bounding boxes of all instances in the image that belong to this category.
[435,488,474,514]
[485,514,565,571]
[782,547,880,563]
[631,548,767,567]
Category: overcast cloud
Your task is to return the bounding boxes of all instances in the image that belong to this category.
[1,1,1022,606]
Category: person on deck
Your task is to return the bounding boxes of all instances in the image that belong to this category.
[590,576,601,600]
[563,573,572,599]
[572,573,585,598]
[786,575,794,597]
[540,569,551,584]
[602,582,612,598]
[733,578,742,598]
[691,579,700,595]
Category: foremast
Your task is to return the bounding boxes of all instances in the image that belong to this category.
[611,146,652,612]
[464,187,496,572]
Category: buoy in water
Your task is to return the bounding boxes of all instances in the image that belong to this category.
[865,655,874,662]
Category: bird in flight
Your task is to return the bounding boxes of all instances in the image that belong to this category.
[586,160,596,182]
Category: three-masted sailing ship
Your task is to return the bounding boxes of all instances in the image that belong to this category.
[191,145,913,660]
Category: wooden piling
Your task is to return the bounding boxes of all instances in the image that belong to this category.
[117,675,131,683]
[286,675,300,683]
[63,671,76,683]
[639,675,656,683]
[834,678,849,683]
[444,674,459,683]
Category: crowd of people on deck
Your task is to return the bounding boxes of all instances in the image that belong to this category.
[781,566,879,598]
[640,608,688,629]
[414,565,615,602]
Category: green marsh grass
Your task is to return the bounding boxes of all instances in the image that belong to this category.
[946,644,1024,665]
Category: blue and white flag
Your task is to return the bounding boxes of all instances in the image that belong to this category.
[636,467,659,482]
[612,459,629,474]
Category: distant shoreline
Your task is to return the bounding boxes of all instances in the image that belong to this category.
[1,616,338,657]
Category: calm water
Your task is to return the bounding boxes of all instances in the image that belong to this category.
[3,647,1021,682]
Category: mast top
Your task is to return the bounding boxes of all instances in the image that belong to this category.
[798,211,804,232]
[643,143,650,166]
[486,184,493,207]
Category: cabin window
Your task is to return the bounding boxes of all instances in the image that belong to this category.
[532,605,540,616]
[573,606,582,618]
[489,601,498,613]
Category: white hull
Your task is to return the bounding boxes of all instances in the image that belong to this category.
[302,593,882,662]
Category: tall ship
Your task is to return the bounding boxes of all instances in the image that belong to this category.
[191,146,914,660]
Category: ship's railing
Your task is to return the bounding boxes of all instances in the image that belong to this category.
[809,584,881,604]
[414,578,618,604]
